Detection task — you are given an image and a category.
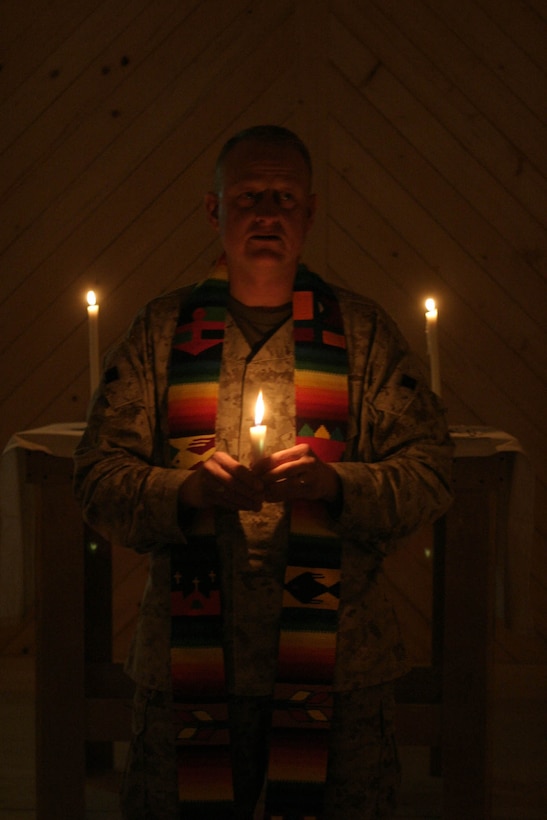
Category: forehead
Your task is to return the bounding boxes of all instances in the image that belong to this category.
[219,139,311,190]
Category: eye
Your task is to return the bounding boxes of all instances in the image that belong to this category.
[278,191,296,208]
[237,191,258,207]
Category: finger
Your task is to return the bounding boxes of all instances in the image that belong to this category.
[253,443,311,475]
[211,452,264,492]
[262,457,315,488]
[263,473,309,502]
[203,457,264,509]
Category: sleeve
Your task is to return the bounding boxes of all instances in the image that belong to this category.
[330,297,453,551]
[73,297,190,552]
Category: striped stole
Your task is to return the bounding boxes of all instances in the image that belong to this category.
[168,263,349,819]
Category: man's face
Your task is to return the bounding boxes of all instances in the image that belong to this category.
[205,139,316,279]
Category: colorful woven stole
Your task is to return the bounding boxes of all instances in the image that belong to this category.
[168,262,348,819]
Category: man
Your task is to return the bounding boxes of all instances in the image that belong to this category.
[74,125,453,819]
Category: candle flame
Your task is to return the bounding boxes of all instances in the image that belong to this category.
[254,390,264,426]
[425,297,436,312]
[87,290,97,307]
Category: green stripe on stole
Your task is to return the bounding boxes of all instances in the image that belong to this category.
[168,262,349,818]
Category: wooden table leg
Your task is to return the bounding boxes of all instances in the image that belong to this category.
[84,524,113,770]
[441,455,509,819]
[28,452,86,820]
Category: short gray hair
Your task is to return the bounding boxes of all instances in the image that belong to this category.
[214,125,312,191]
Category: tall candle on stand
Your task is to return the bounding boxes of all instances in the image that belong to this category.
[250,390,267,463]
[425,298,441,396]
[86,290,100,395]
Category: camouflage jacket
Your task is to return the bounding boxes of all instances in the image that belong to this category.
[74,272,453,693]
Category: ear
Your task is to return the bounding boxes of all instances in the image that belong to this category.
[204,192,220,230]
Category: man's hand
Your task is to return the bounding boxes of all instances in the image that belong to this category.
[179,451,264,511]
[253,443,342,505]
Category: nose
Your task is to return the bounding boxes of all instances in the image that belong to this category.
[254,190,281,219]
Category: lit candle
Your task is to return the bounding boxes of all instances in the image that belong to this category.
[425,298,441,396]
[250,390,267,462]
[87,290,100,395]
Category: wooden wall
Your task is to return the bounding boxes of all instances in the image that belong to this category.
[1,1,546,663]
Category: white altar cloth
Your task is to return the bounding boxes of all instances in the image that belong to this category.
[0,423,86,619]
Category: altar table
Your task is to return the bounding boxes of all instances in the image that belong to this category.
[0,423,535,820]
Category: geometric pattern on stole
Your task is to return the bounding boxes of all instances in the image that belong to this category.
[169,277,232,814]
[168,264,350,817]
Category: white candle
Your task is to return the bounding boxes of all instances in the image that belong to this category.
[250,390,267,462]
[425,298,441,396]
[87,290,100,395]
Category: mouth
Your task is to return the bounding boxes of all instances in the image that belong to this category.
[250,234,281,242]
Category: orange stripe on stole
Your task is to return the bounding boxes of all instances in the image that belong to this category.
[292,290,314,320]
[277,631,336,683]
[171,646,226,698]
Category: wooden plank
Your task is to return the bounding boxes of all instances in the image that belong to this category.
[372,0,547,176]
[330,5,547,296]
[295,0,329,274]
[0,0,101,104]
[0,0,153,159]
[326,89,547,429]
[326,182,430,339]
[0,0,246,252]
[430,0,547,121]
[474,0,547,69]
[526,0,547,23]
[0,0,50,48]
[332,0,547,230]
[330,15,547,285]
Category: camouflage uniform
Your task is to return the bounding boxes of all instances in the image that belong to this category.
[74,270,453,818]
